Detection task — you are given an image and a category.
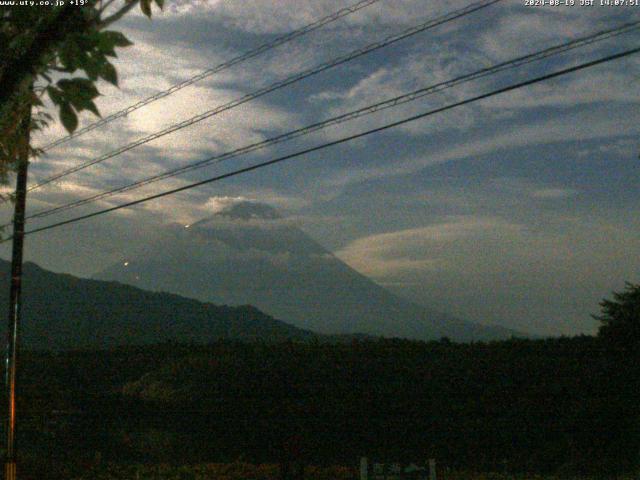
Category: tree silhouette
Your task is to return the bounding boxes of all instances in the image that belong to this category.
[594,282,640,350]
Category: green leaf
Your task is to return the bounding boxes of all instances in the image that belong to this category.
[84,100,101,117]
[99,62,118,86]
[82,49,114,82]
[58,40,85,72]
[59,102,78,133]
[46,86,63,106]
[100,30,133,49]
[140,0,152,17]
[83,56,101,81]
[57,78,99,100]
[154,0,164,9]
[93,31,116,57]
[56,78,101,117]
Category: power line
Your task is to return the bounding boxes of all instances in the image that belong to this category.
[30,0,500,189]
[22,20,640,222]
[10,45,638,241]
[27,0,502,191]
[37,0,385,152]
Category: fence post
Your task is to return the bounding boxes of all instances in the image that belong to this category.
[428,459,436,480]
[360,457,368,480]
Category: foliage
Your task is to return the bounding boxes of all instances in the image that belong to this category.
[38,462,640,480]
[594,282,640,350]
[68,462,354,480]
[0,0,162,203]
[10,335,640,478]
[442,472,638,480]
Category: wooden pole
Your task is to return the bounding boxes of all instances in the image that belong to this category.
[360,457,368,480]
[428,459,436,480]
[4,104,31,480]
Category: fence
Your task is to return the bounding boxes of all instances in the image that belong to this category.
[360,458,437,480]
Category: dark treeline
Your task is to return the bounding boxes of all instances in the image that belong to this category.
[9,332,640,478]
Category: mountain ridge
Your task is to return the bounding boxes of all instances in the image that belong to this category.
[94,200,524,341]
[0,259,323,349]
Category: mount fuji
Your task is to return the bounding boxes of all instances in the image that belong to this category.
[94,200,520,341]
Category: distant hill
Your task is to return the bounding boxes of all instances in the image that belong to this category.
[95,200,522,341]
[0,259,318,349]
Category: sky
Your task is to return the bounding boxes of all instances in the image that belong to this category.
[1,0,640,336]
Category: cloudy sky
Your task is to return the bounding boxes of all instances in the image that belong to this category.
[2,0,639,336]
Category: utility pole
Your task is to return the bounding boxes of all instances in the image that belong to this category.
[4,104,31,480]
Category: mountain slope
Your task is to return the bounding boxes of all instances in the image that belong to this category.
[94,200,520,341]
[0,259,316,349]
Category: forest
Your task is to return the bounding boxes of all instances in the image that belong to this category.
[8,329,639,479]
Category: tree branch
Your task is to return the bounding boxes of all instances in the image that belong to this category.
[0,7,88,110]
[100,1,139,29]
[98,0,119,14]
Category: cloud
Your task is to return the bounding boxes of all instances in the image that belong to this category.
[335,211,640,335]
[484,66,640,111]
[162,0,222,16]
[487,178,579,200]
[27,26,301,218]
[179,0,463,34]
[314,100,640,194]
[202,195,249,214]
[336,216,525,278]
[531,188,578,199]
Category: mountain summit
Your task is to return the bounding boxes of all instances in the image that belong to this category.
[95,200,519,341]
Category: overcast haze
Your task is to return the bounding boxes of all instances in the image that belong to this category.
[1,0,639,336]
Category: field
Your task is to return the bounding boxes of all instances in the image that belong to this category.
[70,462,353,480]
[66,463,638,480]
[10,337,639,479]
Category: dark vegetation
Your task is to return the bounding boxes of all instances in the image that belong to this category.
[10,332,640,478]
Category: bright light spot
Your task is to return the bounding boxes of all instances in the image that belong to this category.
[123,261,129,267]
[184,224,191,229]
